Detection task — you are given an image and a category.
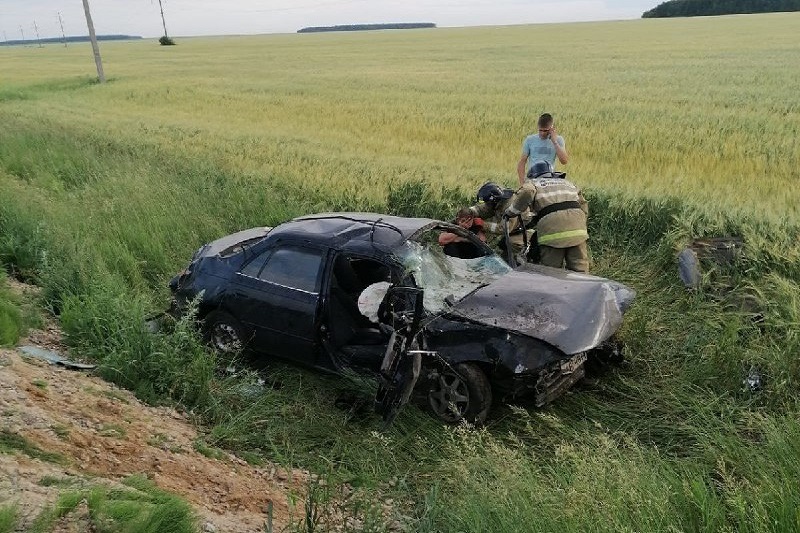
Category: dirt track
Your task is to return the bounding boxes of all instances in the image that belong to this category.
[0,325,306,532]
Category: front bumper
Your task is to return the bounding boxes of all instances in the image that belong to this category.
[502,352,587,406]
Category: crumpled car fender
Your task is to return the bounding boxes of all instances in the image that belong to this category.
[424,315,565,377]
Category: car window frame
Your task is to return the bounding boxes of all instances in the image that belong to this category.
[249,243,327,295]
[239,248,275,279]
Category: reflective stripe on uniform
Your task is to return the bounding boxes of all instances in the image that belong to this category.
[538,228,588,244]
[535,188,577,201]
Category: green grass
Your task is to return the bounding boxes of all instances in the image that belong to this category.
[0,429,66,465]
[0,505,17,533]
[192,438,227,461]
[28,475,197,533]
[1,12,800,532]
[0,268,44,345]
[0,270,23,346]
[38,475,78,488]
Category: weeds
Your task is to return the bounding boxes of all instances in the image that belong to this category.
[0,270,23,346]
[0,429,66,465]
[28,475,196,533]
[0,505,17,533]
[193,438,227,460]
[50,424,70,440]
[38,475,77,488]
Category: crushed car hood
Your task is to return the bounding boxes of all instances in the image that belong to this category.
[451,264,635,355]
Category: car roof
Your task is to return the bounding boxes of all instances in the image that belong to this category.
[269,213,441,253]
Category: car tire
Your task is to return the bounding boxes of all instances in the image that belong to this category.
[203,310,248,355]
[427,363,492,425]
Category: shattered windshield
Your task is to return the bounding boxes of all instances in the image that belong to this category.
[399,239,511,313]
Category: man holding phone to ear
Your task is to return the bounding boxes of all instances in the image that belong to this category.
[517,113,569,186]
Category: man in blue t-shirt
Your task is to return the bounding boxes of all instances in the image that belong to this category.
[516,113,569,186]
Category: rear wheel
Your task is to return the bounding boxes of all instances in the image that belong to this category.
[203,310,247,355]
[427,363,492,424]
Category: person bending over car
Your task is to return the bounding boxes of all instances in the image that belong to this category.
[438,208,486,259]
[470,182,534,264]
[505,160,589,272]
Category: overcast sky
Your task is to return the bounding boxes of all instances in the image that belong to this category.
[1,0,657,40]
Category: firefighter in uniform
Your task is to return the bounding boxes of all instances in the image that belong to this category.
[504,160,589,272]
[469,182,533,262]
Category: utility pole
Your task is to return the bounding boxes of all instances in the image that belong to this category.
[58,12,68,47]
[158,0,169,38]
[33,20,43,48]
[81,0,106,83]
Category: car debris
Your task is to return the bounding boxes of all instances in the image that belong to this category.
[18,345,96,371]
[743,366,763,393]
[168,213,635,424]
[677,237,744,290]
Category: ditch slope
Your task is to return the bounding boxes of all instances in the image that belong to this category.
[0,316,304,532]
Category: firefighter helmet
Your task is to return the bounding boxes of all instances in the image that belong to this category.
[526,160,553,180]
[477,182,512,204]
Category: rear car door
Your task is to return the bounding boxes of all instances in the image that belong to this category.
[228,244,326,366]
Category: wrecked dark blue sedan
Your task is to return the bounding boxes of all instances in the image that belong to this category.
[169,213,635,423]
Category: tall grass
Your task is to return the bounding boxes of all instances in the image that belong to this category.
[0,269,42,346]
[1,13,800,531]
[0,271,23,346]
[0,505,17,533]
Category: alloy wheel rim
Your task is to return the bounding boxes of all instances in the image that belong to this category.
[428,371,470,422]
[212,323,242,353]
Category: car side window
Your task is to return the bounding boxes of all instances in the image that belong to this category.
[259,247,324,293]
[240,250,272,278]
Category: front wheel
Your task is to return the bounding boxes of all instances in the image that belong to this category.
[202,310,248,355]
[427,363,492,424]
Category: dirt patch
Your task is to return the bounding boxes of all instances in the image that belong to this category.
[0,336,306,532]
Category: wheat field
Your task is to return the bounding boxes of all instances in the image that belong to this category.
[2,13,800,217]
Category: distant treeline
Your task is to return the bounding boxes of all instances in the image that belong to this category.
[642,0,800,17]
[0,35,142,46]
[297,23,436,33]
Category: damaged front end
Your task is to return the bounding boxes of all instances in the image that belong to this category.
[396,237,635,414]
[422,315,590,407]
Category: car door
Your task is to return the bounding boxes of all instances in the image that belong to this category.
[228,244,326,366]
